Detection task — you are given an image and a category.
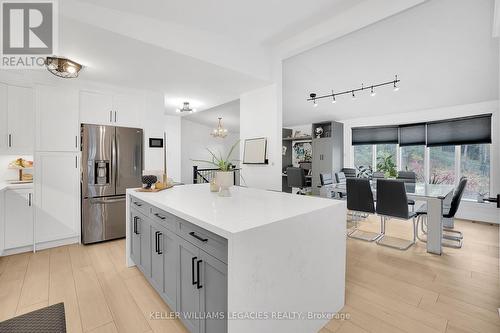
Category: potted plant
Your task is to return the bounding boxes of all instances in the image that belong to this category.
[376,153,397,178]
[192,141,240,196]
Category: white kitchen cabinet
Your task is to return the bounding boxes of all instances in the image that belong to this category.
[0,83,7,151]
[79,90,113,125]
[6,85,34,154]
[36,85,80,152]
[80,90,144,128]
[113,93,143,127]
[4,188,34,249]
[34,152,80,244]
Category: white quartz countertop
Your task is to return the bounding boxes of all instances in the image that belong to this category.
[127,184,343,238]
[0,181,33,191]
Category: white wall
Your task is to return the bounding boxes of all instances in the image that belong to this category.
[165,116,182,182]
[181,119,240,184]
[239,85,281,191]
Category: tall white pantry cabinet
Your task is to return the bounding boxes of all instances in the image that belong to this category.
[1,80,165,255]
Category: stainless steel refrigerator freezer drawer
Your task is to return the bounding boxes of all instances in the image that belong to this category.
[82,195,126,244]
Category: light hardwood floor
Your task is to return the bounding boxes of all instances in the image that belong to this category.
[0,218,498,333]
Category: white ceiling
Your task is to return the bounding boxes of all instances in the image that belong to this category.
[283,0,499,126]
[59,17,262,115]
[56,0,372,115]
[76,0,363,46]
[183,100,240,132]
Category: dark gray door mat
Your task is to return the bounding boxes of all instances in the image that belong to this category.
[0,302,66,333]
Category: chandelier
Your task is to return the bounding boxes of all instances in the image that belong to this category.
[211,117,228,138]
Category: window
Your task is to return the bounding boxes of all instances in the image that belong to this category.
[353,145,373,170]
[376,144,397,177]
[429,146,455,185]
[401,145,425,182]
[460,144,490,200]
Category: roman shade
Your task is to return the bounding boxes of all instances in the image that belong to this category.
[399,123,426,146]
[426,114,492,147]
[352,126,398,146]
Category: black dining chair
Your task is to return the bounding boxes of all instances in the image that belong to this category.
[415,177,467,248]
[346,178,380,241]
[341,168,357,178]
[334,172,348,199]
[375,179,417,250]
[286,167,310,195]
[397,171,417,211]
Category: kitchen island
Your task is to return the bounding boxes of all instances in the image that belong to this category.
[126,184,346,333]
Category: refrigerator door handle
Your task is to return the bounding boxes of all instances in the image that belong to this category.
[90,196,126,204]
[115,132,119,188]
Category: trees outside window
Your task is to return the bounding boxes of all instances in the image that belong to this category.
[401,146,425,182]
[429,146,455,184]
[460,144,490,200]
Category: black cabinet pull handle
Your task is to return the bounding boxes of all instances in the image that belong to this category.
[155,231,159,254]
[133,202,142,207]
[154,213,166,220]
[189,232,208,242]
[196,260,203,289]
[192,257,198,285]
[157,232,163,254]
[133,217,137,234]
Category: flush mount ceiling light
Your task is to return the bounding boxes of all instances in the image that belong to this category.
[308,75,400,107]
[176,102,197,113]
[45,56,82,78]
[211,117,228,138]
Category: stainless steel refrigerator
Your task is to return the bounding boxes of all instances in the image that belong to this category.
[81,124,143,244]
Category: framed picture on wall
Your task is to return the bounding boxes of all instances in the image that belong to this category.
[243,138,268,164]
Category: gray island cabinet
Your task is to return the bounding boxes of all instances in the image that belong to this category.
[126,184,346,333]
[129,196,227,333]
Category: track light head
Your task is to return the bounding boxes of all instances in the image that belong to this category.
[393,75,399,91]
[332,94,336,104]
[370,86,376,96]
[351,90,356,100]
[310,93,318,107]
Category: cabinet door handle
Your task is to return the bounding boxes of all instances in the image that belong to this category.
[109,110,112,122]
[189,231,208,243]
[136,218,140,235]
[133,217,138,234]
[75,136,78,149]
[157,232,163,255]
[133,201,142,207]
[114,111,117,123]
[28,193,32,206]
[155,231,159,254]
[154,213,166,220]
[192,256,198,285]
[8,134,12,147]
[196,259,203,289]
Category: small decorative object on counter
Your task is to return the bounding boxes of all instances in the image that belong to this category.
[210,178,219,192]
[142,175,157,189]
[215,171,233,197]
[8,158,34,182]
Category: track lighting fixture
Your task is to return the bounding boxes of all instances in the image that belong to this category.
[393,76,400,91]
[307,75,400,107]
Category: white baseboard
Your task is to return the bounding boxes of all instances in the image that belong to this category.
[1,236,80,256]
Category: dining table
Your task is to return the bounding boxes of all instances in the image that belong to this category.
[331,181,455,255]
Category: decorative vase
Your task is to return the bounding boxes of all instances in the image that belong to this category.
[215,171,234,197]
[142,175,157,189]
